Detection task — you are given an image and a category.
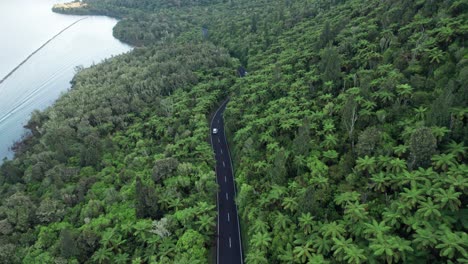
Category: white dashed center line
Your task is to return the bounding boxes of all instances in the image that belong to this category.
[229,237,232,248]
[225,175,227,182]
[223,161,225,167]
[220,149,223,154]
[226,192,229,200]
[218,138,220,143]
[228,212,230,222]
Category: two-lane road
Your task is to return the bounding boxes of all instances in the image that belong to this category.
[210,99,244,264]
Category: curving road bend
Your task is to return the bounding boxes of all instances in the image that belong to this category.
[210,99,244,264]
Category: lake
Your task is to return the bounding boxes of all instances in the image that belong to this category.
[0,0,132,161]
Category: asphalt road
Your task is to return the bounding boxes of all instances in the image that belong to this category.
[210,99,244,264]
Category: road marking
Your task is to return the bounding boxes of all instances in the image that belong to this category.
[218,138,220,143]
[228,213,230,222]
[220,149,223,154]
[225,175,227,182]
[229,237,232,248]
[218,120,220,124]
[209,99,229,264]
[226,192,229,200]
[223,161,225,167]
[220,112,244,264]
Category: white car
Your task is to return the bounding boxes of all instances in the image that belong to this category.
[212,128,218,134]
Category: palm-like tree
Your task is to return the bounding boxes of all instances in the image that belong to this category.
[382,209,402,229]
[251,232,272,251]
[431,153,458,171]
[431,126,450,142]
[133,220,152,243]
[278,243,295,263]
[319,93,334,102]
[363,219,391,240]
[168,197,182,210]
[321,134,338,149]
[320,221,346,239]
[293,242,314,263]
[414,106,427,121]
[355,156,377,173]
[331,237,354,262]
[114,253,130,264]
[344,201,368,222]
[392,199,412,216]
[369,172,391,193]
[392,145,408,157]
[435,230,467,259]
[310,175,329,189]
[393,170,421,188]
[353,95,365,105]
[251,219,269,234]
[196,214,215,233]
[426,47,445,63]
[369,236,413,264]
[334,191,360,206]
[298,213,314,235]
[433,187,461,211]
[322,119,335,134]
[401,126,417,142]
[100,228,116,248]
[416,198,441,220]
[413,167,438,182]
[400,185,424,209]
[359,109,374,120]
[388,158,407,173]
[311,234,332,255]
[274,212,291,231]
[267,185,287,203]
[445,140,466,161]
[362,100,377,110]
[245,250,268,264]
[373,90,395,105]
[396,84,413,105]
[282,196,298,213]
[377,155,393,171]
[343,244,367,264]
[307,253,330,264]
[91,248,113,264]
[322,150,338,162]
[144,235,160,257]
[412,226,438,249]
[445,165,468,191]
[157,237,176,260]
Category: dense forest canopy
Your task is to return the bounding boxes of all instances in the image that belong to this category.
[1,0,467,263]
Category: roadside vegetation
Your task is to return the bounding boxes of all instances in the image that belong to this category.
[1,0,467,263]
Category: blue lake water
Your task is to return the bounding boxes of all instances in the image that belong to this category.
[0,0,132,161]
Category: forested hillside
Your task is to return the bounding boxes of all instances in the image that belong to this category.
[2,0,467,263]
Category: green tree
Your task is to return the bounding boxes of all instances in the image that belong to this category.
[431,153,458,171]
[135,177,160,219]
[91,248,113,264]
[293,242,314,263]
[355,156,377,174]
[59,229,78,259]
[298,213,314,235]
[251,232,272,251]
[409,127,437,168]
[319,45,342,89]
[435,230,467,259]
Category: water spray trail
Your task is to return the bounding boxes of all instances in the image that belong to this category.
[0,17,88,86]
